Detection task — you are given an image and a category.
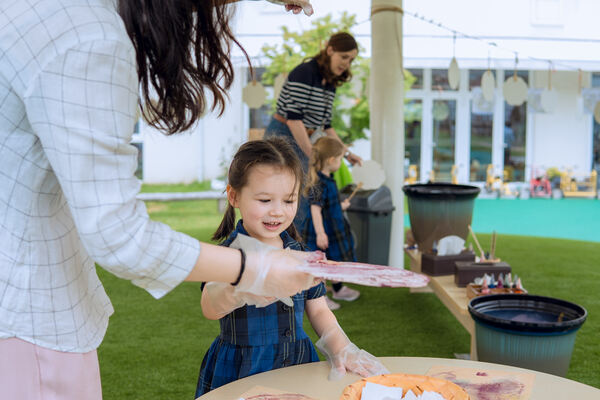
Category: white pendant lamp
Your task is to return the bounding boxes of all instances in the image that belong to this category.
[447,33,460,90]
[433,101,450,121]
[448,58,460,90]
[481,70,496,102]
[503,55,528,106]
[242,80,267,109]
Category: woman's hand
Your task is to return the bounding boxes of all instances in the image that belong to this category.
[266,0,314,16]
[345,151,363,166]
[316,232,329,250]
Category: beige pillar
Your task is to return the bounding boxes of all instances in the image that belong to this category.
[370,0,405,268]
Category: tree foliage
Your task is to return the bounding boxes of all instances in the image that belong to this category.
[260,13,415,145]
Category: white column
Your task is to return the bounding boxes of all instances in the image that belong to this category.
[370,0,404,268]
[492,69,505,178]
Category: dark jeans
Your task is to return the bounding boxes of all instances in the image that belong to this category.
[264,117,310,231]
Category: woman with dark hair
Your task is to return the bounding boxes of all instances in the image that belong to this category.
[265,32,363,170]
[264,32,363,230]
[0,1,314,398]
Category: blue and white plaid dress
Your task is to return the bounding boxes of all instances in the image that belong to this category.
[301,172,356,262]
[195,221,326,397]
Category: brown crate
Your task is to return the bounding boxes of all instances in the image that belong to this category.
[455,261,511,287]
[420,251,476,276]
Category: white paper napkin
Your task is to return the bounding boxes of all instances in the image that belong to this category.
[361,382,403,400]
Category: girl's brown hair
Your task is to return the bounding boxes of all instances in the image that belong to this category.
[314,32,358,87]
[308,137,346,187]
[213,137,305,242]
[118,0,252,135]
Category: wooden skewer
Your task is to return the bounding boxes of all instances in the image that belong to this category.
[346,182,363,202]
[468,225,486,260]
[490,231,497,260]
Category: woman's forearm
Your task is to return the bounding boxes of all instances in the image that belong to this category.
[185,242,241,283]
[287,119,313,157]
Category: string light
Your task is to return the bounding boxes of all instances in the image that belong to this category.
[357,8,586,72]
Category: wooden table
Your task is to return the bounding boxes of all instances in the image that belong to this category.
[196,357,600,399]
[405,249,477,360]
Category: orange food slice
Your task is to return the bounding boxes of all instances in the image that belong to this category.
[340,373,470,400]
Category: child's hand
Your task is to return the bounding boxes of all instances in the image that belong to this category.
[316,322,390,381]
[316,232,329,250]
[341,198,351,211]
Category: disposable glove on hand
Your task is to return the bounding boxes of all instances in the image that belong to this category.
[230,234,323,305]
[315,322,389,381]
[203,282,278,318]
[266,0,314,16]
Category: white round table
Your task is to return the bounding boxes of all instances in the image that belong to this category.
[196,357,600,399]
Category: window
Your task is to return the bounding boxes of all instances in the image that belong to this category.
[431,69,454,91]
[131,142,143,180]
[433,100,456,181]
[406,69,423,90]
[503,71,528,182]
[469,70,493,181]
[404,100,422,170]
[248,67,273,129]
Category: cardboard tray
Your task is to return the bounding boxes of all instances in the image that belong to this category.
[466,283,527,299]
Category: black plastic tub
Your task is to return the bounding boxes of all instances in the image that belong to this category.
[403,183,480,254]
[469,294,587,376]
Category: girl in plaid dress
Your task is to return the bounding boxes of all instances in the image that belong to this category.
[196,138,387,397]
[301,137,361,310]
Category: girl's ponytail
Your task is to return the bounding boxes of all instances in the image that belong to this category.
[212,203,237,242]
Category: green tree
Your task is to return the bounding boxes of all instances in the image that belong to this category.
[260,13,415,145]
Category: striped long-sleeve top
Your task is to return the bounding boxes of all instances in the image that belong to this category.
[275,58,336,130]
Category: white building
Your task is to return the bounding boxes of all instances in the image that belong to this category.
[135,0,600,187]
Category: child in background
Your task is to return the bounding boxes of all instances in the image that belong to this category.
[301,137,360,310]
[195,138,387,397]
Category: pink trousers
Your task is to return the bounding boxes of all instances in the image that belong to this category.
[0,338,102,400]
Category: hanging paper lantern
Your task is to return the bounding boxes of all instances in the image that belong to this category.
[594,101,600,124]
[503,75,528,106]
[273,73,287,102]
[242,81,267,109]
[433,102,450,121]
[540,89,558,113]
[448,57,460,90]
[481,70,496,102]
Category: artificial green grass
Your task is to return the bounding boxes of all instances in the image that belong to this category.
[97,199,599,399]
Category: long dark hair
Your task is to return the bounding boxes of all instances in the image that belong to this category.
[313,32,358,87]
[118,0,251,134]
[213,138,305,243]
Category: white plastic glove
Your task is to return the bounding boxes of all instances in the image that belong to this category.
[315,322,389,381]
[203,282,278,318]
[230,234,323,305]
[266,0,314,16]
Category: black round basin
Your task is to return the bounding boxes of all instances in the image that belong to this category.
[403,183,480,254]
[469,294,587,376]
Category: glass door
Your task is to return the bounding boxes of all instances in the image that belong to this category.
[432,99,456,182]
[404,99,422,182]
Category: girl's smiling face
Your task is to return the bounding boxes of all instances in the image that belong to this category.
[228,164,298,247]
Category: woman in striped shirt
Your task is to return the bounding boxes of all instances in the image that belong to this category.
[264,32,363,226]
[265,32,363,170]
